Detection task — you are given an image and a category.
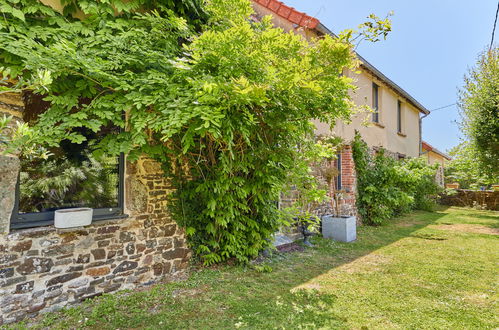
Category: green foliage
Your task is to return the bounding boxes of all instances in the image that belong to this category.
[339,11,393,49]
[352,132,440,225]
[251,264,273,273]
[0,115,11,146]
[0,0,392,264]
[458,48,499,182]
[397,157,442,211]
[281,135,343,231]
[165,11,357,264]
[445,141,496,189]
[0,115,49,157]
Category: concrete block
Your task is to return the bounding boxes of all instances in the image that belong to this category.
[322,215,356,242]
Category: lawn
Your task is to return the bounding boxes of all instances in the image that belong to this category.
[10,207,499,329]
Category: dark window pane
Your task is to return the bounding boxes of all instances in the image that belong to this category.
[372,83,379,123]
[19,129,119,213]
[397,100,402,133]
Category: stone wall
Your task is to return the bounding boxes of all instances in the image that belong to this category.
[0,90,192,324]
[0,156,19,235]
[0,91,23,235]
[0,91,24,120]
[435,165,444,187]
[1,151,190,323]
[440,189,499,211]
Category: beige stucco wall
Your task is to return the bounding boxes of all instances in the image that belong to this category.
[315,69,421,158]
[423,150,446,186]
[424,150,447,167]
[39,0,63,12]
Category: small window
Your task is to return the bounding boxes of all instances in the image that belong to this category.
[397,100,402,133]
[10,95,124,229]
[372,83,379,123]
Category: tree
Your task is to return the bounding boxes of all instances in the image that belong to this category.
[444,141,494,189]
[458,48,499,182]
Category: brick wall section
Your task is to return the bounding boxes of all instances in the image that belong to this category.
[338,145,357,217]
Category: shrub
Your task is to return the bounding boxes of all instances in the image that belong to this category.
[396,157,441,211]
[352,132,441,225]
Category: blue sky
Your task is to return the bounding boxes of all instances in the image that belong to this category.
[283,0,497,153]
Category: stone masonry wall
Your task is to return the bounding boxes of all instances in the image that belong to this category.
[440,189,499,211]
[0,91,23,235]
[0,155,19,235]
[0,91,23,120]
[0,157,190,325]
[316,145,357,217]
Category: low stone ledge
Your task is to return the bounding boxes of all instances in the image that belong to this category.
[440,190,498,210]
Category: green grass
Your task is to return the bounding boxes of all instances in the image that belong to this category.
[10,207,499,329]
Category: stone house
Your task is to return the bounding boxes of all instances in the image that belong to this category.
[251,0,434,216]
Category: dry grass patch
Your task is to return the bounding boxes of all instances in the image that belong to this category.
[332,253,392,274]
[431,223,499,235]
[461,292,493,308]
[291,283,322,292]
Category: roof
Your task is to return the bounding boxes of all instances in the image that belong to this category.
[253,0,319,29]
[422,141,451,160]
[252,0,430,115]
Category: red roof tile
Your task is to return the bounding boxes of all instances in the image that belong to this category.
[421,141,432,151]
[254,0,319,29]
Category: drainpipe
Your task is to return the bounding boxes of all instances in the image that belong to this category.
[419,112,430,156]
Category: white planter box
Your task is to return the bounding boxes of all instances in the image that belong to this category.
[54,208,93,228]
[322,215,356,242]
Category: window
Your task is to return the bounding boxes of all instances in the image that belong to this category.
[10,95,124,229]
[372,83,379,123]
[397,100,402,133]
[336,152,342,190]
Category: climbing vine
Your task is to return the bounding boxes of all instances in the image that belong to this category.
[1,0,391,264]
